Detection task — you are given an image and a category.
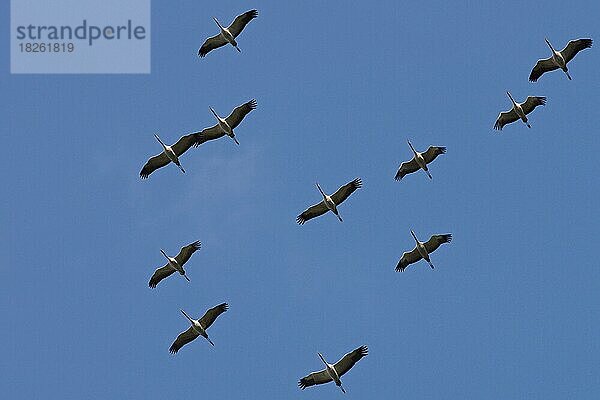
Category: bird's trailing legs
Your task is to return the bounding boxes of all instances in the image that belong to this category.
[333,210,343,222]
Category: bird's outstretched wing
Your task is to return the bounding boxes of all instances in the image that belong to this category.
[171,133,201,156]
[396,247,421,272]
[149,264,175,288]
[225,99,257,129]
[521,96,546,115]
[494,109,518,131]
[529,57,559,82]
[199,303,229,330]
[422,146,446,164]
[395,158,419,180]
[140,153,170,179]
[297,202,329,225]
[298,369,331,390]
[174,241,201,266]
[193,125,225,147]
[227,10,258,37]
[333,345,368,377]
[423,234,452,254]
[169,326,199,354]
[560,38,593,64]
[198,34,228,57]
[331,178,362,205]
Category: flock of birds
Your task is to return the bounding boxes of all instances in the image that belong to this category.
[138,8,593,394]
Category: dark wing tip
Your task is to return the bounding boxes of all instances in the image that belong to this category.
[149,281,157,288]
[529,72,539,82]
[247,9,259,18]
[493,120,502,131]
[581,38,593,48]
[169,344,178,354]
[198,45,209,58]
[438,146,447,154]
[537,96,547,105]
[442,234,453,243]
[193,133,205,147]
[394,172,402,181]
[248,99,258,109]
[296,215,306,225]
[221,303,229,312]
[395,261,406,272]
[358,345,368,356]
[298,378,309,390]
[352,177,362,188]
[191,241,202,251]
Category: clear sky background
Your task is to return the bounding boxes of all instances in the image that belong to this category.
[2,0,600,398]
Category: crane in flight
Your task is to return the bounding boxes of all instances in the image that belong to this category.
[169,303,229,353]
[494,92,546,131]
[297,178,362,224]
[148,241,201,288]
[395,140,446,181]
[396,230,452,271]
[140,133,199,179]
[529,38,593,82]
[194,99,257,147]
[199,10,258,57]
[299,345,368,393]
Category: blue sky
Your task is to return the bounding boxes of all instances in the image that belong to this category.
[2,0,600,398]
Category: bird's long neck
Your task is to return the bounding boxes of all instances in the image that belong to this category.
[410,230,420,244]
[160,249,170,260]
[545,38,556,52]
[181,309,195,324]
[213,17,225,31]
[316,183,327,198]
[407,140,418,156]
[317,353,328,366]
[154,134,167,150]
[209,107,220,121]
[506,92,517,106]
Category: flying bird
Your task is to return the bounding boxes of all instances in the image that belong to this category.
[395,140,446,180]
[299,346,368,394]
[199,10,258,57]
[297,178,362,224]
[195,99,257,146]
[529,38,593,82]
[169,303,229,353]
[494,92,546,130]
[140,133,199,179]
[148,241,201,288]
[396,230,452,272]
